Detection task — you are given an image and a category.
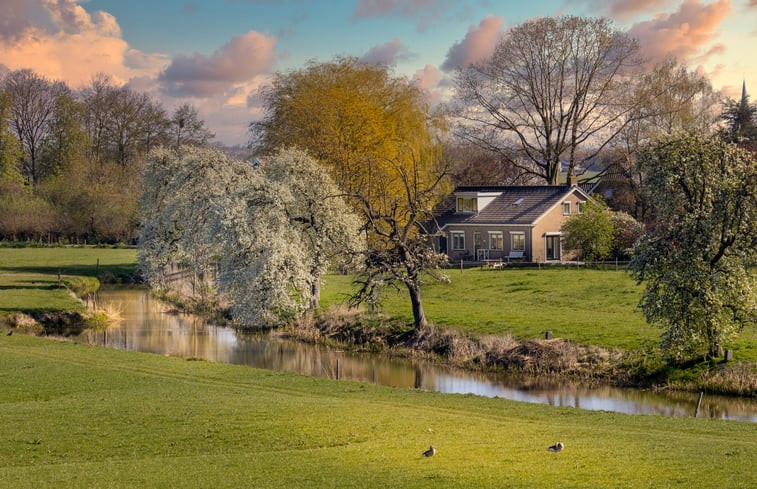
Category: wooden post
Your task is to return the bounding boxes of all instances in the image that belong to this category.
[694,391,704,418]
[724,350,733,362]
[545,331,553,340]
[460,259,463,273]
[336,359,339,380]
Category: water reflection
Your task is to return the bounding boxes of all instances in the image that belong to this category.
[75,287,757,422]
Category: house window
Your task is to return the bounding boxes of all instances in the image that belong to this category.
[474,232,482,249]
[563,202,571,215]
[450,231,465,250]
[488,231,503,250]
[511,232,525,251]
[456,197,478,213]
[578,201,585,214]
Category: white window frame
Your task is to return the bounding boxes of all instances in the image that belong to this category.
[562,201,571,215]
[510,232,525,251]
[450,231,465,250]
[488,231,503,250]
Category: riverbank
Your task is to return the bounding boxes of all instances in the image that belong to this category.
[1,247,754,397]
[0,247,137,335]
[1,334,755,488]
[286,308,756,397]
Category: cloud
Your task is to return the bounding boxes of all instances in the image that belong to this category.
[572,0,677,21]
[441,15,503,71]
[0,0,167,87]
[627,0,732,66]
[158,31,276,98]
[359,38,410,66]
[412,63,449,106]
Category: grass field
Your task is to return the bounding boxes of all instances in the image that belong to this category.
[0,247,138,315]
[1,334,754,489]
[320,268,757,360]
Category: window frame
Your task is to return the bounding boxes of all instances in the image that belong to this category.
[488,231,503,250]
[450,231,466,250]
[510,232,526,251]
[562,201,571,215]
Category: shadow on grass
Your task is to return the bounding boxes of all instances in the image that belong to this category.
[0,264,140,281]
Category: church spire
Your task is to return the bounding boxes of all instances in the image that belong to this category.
[742,80,748,105]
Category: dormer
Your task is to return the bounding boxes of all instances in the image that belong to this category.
[454,190,502,213]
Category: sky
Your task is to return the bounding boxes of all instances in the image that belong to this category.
[1,0,755,145]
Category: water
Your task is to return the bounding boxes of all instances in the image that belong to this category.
[73,287,756,422]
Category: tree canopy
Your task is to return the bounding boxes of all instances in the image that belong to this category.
[454,16,644,185]
[251,57,450,329]
[629,133,757,359]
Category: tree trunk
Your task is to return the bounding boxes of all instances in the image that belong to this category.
[406,281,427,329]
[309,276,321,311]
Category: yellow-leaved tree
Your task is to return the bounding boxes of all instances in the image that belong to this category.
[251,57,450,329]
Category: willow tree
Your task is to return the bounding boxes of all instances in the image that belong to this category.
[251,57,450,328]
[629,133,757,359]
[454,16,644,184]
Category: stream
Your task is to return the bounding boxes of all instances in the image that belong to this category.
[69,287,756,422]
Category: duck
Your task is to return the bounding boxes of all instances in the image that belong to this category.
[547,442,564,452]
[422,445,436,457]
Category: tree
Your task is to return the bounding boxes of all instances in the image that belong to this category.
[2,69,66,184]
[561,200,614,262]
[168,103,214,149]
[629,133,757,359]
[605,60,720,222]
[251,57,450,329]
[139,146,362,327]
[454,16,643,184]
[720,81,757,145]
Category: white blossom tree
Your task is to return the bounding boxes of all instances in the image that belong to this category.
[629,133,757,359]
[139,145,362,327]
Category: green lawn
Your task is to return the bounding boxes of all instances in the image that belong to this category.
[320,268,757,360]
[0,248,137,315]
[0,246,138,278]
[1,335,754,489]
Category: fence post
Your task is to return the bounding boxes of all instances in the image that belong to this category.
[694,391,704,417]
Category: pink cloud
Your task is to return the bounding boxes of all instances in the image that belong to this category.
[441,15,503,71]
[573,0,677,20]
[359,38,409,66]
[627,0,732,66]
[158,31,276,98]
[0,0,167,87]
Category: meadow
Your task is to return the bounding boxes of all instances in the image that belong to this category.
[1,334,755,489]
[0,247,138,315]
[320,268,757,361]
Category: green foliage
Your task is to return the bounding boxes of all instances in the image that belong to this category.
[630,133,757,359]
[561,200,614,261]
[1,336,755,488]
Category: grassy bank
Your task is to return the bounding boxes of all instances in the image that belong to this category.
[320,268,756,362]
[0,247,135,330]
[1,335,755,489]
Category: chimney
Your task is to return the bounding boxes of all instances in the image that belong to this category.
[568,174,578,187]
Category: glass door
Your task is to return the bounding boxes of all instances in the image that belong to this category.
[546,235,561,261]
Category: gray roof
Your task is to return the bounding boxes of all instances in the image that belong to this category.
[435,185,584,229]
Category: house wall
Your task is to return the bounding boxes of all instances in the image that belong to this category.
[532,190,585,262]
[445,225,534,261]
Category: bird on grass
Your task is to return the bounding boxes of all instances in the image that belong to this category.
[422,445,436,457]
[548,442,564,452]
[6,331,12,336]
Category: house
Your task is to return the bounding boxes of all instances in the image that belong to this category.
[432,183,592,263]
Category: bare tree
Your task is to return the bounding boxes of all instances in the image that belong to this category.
[2,69,66,184]
[454,16,644,184]
[169,103,214,149]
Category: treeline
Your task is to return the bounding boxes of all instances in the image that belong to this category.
[0,70,213,244]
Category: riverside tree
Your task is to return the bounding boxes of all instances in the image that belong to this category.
[139,146,362,327]
[629,133,757,359]
[251,57,450,329]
